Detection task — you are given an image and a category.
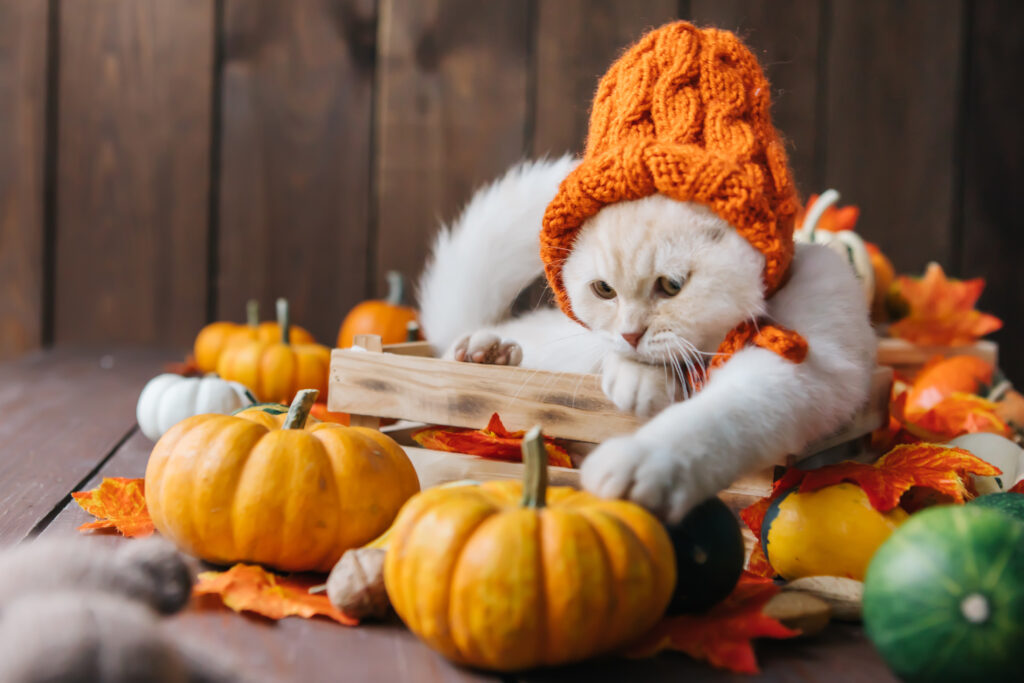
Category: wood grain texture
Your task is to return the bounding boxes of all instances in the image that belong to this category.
[0,348,166,542]
[532,0,679,157]
[688,0,822,193]
[0,0,47,359]
[217,0,377,344]
[330,348,891,452]
[822,0,964,272]
[53,0,213,347]
[960,0,1024,382]
[374,0,531,296]
[518,622,896,682]
[876,338,998,372]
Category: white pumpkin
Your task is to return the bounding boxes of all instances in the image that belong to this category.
[948,432,1024,494]
[794,188,874,303]
[136,373,255,441]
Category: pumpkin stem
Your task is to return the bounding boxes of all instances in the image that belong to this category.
[246,299,259,328]
[283,389,319,429]
[520,425,548,508]
[802,188,840,240]
[406,320,420,342]
[385,271,405,306]
[277,298,291,345]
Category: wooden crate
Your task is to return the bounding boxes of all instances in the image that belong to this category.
[876,337,997,377]
[329,335,893,503]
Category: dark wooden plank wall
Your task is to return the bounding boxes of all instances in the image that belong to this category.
[0,0,1021,374]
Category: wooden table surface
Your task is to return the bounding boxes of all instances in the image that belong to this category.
[0,348,898,683]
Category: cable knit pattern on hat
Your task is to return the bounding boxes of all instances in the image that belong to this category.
[541,21,799,326]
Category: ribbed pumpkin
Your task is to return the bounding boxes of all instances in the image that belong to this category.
[384,427,676,671]
[145,390,420,572]
[194,299,315,373]
[217,299,330,403]
[337,271,420,348]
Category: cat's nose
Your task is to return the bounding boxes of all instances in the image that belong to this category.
[621,329,646,349]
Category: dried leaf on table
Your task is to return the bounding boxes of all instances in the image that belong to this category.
[194,564,357,626]
[626,575,798,674]
[72,477,154,538]
[1010,480,1024,495]
[888,262,1002,346]
[412,413,572,467]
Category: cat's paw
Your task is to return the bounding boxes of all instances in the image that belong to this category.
[581,435,697,524]
[601,353,675,416]
[450,331,523,366]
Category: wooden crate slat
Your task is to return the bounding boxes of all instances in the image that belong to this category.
[330,347,643,443]
[331,347,892,455]
[876,338,998,370]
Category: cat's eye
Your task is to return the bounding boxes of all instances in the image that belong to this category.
[657,276,684,297]
[591,280,617,299]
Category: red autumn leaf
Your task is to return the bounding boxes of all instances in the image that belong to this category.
[194,564,357,626]
[745,542,775,579]
[888,262,1002,345]
[72,477,154,538]
[627,575,797,673]
[412,413,573,467]
[1009,480,1024,494]
[164,355,202,377]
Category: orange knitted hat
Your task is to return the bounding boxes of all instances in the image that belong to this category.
[541,21,799,324]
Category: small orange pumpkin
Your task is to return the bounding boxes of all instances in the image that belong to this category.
[384,427,676,671]
[145,390,420,572]
[338,271,420,348]
[217,299,330,403]
[194,299,315,373]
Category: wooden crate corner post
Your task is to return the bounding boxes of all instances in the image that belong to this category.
[347,334,383,429]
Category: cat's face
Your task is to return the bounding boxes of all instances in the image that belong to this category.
[561,195,766,364]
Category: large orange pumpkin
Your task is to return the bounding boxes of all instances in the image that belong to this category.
[217,299,330,403]
[194,299,315,373]
[145,390,420,572]
[338,271,420,348]
[384,427,676,671]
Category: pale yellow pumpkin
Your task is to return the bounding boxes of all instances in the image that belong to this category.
[145,390,420,572]
[384,428,676,671]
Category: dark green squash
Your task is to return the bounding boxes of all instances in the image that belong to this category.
[664,496,745,614]
[863,505,1024,682]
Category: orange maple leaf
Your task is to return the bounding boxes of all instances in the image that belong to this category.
[904,355,995,415]
[627,575,797,673]
[1010,480,1024,494]
[888,262,1002,345]
[795,194,861,233]
[412,413,573,467]
[72,477,154,538]
[194,564,357,626]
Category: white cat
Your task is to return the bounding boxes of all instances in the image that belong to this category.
[418,156,876,523]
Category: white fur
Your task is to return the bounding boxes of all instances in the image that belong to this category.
[417,155,578,354]
[418,163,875,523]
